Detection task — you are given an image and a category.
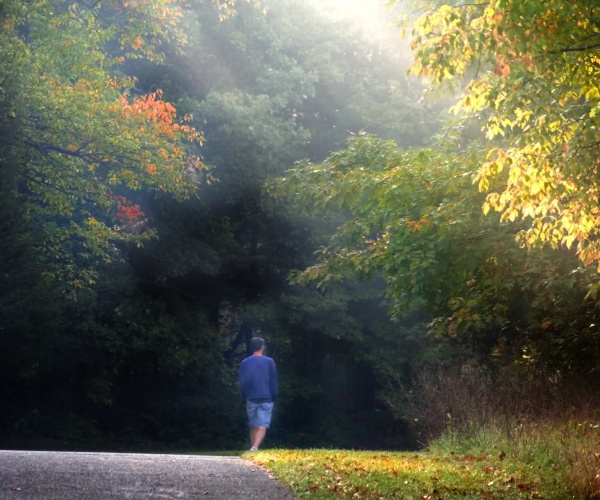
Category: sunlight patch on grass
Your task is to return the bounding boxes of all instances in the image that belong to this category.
[246,448,576,499]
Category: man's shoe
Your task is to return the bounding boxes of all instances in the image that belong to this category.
[250,446,258,451]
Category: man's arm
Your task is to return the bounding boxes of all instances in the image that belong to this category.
[239,362,247,399]
[269,360,278,402]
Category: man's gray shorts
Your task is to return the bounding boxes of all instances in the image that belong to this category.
[246,400,274,428]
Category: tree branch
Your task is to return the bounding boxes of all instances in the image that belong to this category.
[559,43,600,53]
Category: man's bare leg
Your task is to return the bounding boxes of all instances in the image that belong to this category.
[250,426,267,450]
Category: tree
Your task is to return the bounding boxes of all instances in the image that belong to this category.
[0,0,204,291]
[407,0,600,270]
[0,0,266,447]
[111,0,441,447]
[268,134,600,375]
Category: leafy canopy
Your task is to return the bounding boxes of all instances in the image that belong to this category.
[1,0,206,289]
[269,133,600,378]
[268,135,515,334]
[408,0,600,269]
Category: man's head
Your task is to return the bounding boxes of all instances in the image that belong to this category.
[249,336,265,354]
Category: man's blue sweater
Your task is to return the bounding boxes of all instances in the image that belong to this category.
[239,355,278,402]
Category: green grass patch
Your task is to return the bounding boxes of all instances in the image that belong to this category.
[245,448,577,499]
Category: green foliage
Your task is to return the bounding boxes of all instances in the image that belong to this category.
[0,0,204,289]
[261,279,417,449]
[269,134,600,378]
[164,0,439,157]
[0,256,243,449]
[197,89,311,191]
[267,137,498,326]
[406,0,600,270]
[117,0,444,449]
[14,0,600,455]
[0,0,243,449]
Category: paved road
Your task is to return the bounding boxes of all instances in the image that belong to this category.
[0,450,293,499]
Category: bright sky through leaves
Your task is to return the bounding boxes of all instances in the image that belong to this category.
[307,0,395,39]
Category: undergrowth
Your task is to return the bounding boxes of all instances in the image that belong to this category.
[428,418,600,499]
[388,363,600,498]
[247,363,600,498]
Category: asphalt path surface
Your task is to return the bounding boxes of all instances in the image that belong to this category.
[0,450,293,499]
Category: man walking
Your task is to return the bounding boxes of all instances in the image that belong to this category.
[239,337,278,451]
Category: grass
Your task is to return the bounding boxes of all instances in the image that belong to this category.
[244,417,600,498]
[242,367,600,498]
[245,447,579,499]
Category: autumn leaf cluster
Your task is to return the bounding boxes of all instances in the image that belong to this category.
[0,0,205,288]
[411,0,600,269]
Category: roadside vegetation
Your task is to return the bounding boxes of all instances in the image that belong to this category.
[247,364,600,498]
[248,447,575,499]
[2,2,600,496]
[244,0,600,497]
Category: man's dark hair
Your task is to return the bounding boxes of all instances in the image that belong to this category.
[249,337,265,353]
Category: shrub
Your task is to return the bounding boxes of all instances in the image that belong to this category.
[384,363,600,497]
